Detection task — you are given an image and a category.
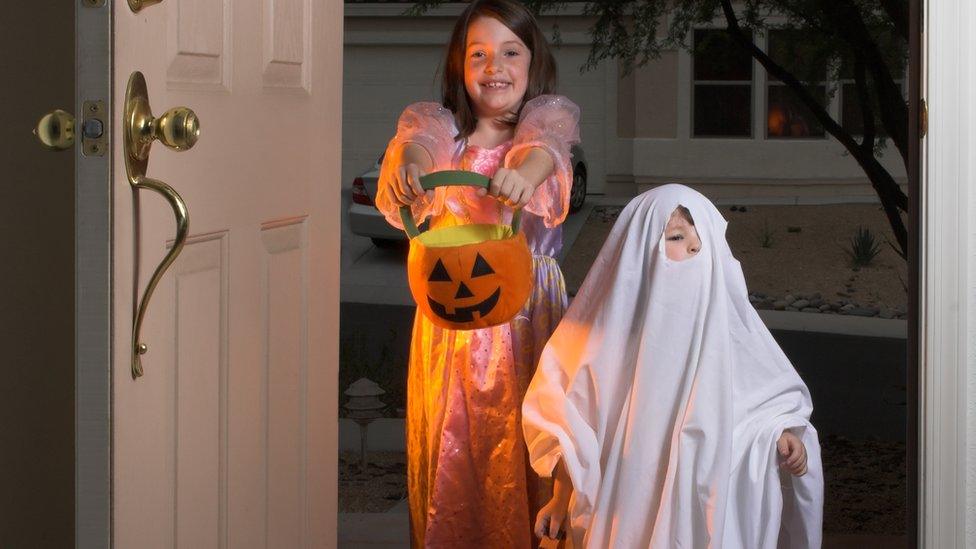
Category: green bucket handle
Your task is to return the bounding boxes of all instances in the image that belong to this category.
[398,170,523,238]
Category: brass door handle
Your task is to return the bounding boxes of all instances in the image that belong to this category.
[128,0,163,13]
[124,71,199,378]
[130,176,188,378]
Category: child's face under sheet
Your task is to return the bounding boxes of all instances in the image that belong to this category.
[663,207,702,262]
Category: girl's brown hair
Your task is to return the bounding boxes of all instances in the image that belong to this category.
[441,0,557,140]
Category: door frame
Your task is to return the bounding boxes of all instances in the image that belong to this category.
[75,0,112,547]
[919,0,976,547]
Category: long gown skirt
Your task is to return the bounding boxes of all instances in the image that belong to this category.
[407,255,568,548]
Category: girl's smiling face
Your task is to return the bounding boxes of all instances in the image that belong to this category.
[664,207,702,261]
[463,16,531,120]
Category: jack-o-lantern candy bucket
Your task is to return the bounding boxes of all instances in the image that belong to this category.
[400,170,532,331]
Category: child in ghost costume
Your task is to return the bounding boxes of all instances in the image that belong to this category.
[521,184,824,548]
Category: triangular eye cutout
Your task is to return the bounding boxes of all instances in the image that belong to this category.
[428,259,452,282]
[471,253,494,277]
[455,282,474,299]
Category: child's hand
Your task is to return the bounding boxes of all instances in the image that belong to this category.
[776,430,808,476]
[534,495,568,540]
[480,167,537,209]
[389,162,432,207]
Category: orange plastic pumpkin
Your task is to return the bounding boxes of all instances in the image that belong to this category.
[401,171,533,330]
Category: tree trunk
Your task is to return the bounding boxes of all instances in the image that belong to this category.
[719,0,908,257]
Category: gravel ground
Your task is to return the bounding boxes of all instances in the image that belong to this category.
[339,451,407,513]
[561,204,908,314]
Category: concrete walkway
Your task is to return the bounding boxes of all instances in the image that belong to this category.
[338,499,409,549]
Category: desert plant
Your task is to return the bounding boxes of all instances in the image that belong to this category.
[846,226,883,267]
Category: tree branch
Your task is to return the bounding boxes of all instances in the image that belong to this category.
[878,0,910,42]
[825,0,909,166]
[853,54,876,155]
[719,0,907,256]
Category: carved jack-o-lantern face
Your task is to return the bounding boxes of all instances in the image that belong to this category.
[425,252,501,323]
[407,231,532,330]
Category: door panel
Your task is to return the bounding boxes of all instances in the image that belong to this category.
[112,1,340,547]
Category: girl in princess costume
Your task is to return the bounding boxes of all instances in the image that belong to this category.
[523,185,825,548]
[375,0,580,546]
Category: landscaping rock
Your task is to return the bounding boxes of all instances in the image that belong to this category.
[802,307,820,313]
[773,300,788,310]
[793,299,811,309]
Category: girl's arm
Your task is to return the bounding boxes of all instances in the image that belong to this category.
[534,458,573,540]
[552,457,573,506]
[387,143,435,206]
[501,95,581,226]
[375,102,457,228]
[483,146,554,208]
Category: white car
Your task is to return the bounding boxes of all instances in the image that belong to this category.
[349,144,588,248]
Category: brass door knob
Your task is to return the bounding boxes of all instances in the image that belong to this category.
[155,107,199,151]
[34,109,76,151]
[124,71,200,184]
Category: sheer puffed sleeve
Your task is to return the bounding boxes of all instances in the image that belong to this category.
[504,95,581,228]
[375,102,460,229]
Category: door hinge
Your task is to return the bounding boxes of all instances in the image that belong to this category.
[82,0,106,7]
[920,98,928,139]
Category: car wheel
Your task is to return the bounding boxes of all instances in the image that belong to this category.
[569,168,587,213]
[371,237,406,250]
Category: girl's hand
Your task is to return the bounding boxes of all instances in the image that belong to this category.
[534,495,568,540]
[777,430,808,476]
[388,163,432,207]
[481,167,537,209]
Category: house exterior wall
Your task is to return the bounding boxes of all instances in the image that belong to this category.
[345,3,908,205]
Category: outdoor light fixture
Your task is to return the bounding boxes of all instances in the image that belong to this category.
[343,378,388,474]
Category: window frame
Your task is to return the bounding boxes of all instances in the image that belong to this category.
[690,28,756,139]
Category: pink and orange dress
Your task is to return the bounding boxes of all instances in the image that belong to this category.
[375,94,580,548]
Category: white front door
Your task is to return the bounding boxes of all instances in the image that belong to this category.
[109,1,340,546]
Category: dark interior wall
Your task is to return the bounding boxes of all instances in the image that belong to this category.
[0,2,75,547]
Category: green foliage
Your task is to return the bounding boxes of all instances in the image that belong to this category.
[846,225,883,267]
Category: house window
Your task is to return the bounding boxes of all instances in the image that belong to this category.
[765,29,828,139]
[692,29,753,138]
